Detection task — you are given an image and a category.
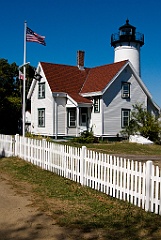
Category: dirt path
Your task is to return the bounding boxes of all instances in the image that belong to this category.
[0,174,75,240]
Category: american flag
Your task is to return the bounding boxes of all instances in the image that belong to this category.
[19,70,25,80]
[26,27,46,46]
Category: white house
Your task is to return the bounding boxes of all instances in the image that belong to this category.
[27,20,160,140]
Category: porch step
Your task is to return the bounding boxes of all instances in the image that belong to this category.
[63,136,75,140]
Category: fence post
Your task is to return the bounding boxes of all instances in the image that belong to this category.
[42,139,46,169]
[145,160,153,212]
[14,134,19,156]
[80,146,86,186]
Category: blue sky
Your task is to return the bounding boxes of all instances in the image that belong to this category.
[1,0,161,107]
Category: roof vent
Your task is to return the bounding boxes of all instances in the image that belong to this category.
[77,50,85,70]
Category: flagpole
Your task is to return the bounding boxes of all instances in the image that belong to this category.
[22,21,27,137]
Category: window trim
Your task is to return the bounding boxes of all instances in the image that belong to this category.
[121,108,130,128]
[67,108,76,128]
[38,82,45,99]
[94,97,100,113]
[121,82,130,99]
[38,108,45,127]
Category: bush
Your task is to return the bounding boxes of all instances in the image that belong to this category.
[72,130,99,144]
[120,103,161,144]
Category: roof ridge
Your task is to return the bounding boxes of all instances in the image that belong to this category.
[40,61,91,69]
[79,68,91,94]
[91,60,128,69]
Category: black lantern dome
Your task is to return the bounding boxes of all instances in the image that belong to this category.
[111,19,144,47]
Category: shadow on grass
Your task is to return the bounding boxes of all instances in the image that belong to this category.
[0,213,102,240]
[1,199,161,240]
[54,204,161,240]
[0,212,71,240]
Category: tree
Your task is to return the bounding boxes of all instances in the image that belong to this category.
[0,59,34,134]
[121,103,161,144]
[0,59,21,134]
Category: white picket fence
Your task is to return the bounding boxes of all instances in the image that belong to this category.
[0,134,13,157]
[0,134,161,215]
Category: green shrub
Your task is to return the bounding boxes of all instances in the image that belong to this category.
[72,130,99,144]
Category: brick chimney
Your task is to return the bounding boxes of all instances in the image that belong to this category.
[77,50,85,70]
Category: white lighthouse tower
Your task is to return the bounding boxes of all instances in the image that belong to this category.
[111,19,144,76]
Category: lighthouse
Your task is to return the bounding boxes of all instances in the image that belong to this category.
[111,19,144,76]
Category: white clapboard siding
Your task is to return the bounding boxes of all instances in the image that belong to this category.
[1,133,161,215]
[103,67,147,136]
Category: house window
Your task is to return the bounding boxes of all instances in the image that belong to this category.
[38,108,45,127]
[121,109,130,128]
[38,82,45,99]
[122,82,130,99]
[94,97,100,112]
[68,108,76,127]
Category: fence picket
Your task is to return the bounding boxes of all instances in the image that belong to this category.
[159,170,161,215]
[130,160,134,204]
[155,166,159,214]
[151,165,155,212]
[142,163,146,209]
[145,161,152,212]
[119,157,122,199]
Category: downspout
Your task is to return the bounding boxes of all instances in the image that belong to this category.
[76,106,79,137]
[101,97,104,140]
[54,97,58,139]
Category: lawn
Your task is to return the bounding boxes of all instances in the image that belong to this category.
[64,140,161,155]
[1,152,161,240]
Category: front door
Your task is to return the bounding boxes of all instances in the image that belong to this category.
[80,108,88,132]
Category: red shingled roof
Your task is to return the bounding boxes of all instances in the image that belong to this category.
[81,60,128,93]
[40,60,127,103]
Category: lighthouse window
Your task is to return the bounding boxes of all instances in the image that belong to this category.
[121,82,130,99]
[120,28,132,35]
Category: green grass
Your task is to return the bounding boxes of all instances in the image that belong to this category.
[64,140,161,155]
[1,156,161,239]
